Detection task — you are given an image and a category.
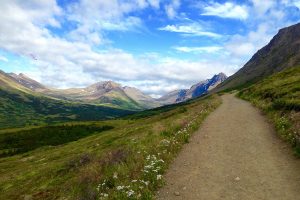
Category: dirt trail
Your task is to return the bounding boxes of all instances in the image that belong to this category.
[157,94,300,200]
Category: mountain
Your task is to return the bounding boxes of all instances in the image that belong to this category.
[43,81,160,110]
[123,86,161,109]
[0,71,134,129]
[159,73,227,104]
[158,89,187,105]
[7,73,47,92]
[215,23,300,92]
[1,71,160,110]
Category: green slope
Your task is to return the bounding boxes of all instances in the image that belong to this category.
[0,94,221,200]
[0,72,134,129]
[238,66,300,155]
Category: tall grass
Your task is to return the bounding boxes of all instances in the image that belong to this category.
[238,66,300,156]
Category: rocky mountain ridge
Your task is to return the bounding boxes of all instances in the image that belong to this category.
[215,22,300,92]
[159,73,227,104]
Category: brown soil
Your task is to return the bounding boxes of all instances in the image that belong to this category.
[156,94,300,200]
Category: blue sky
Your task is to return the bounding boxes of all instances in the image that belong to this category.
[0,0,300,97]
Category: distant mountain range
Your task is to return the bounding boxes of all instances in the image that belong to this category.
[159,73,227,104]
[4,73,160,110]
[2,71,227,109]
[215,22,300,92]
[0,70,135,129]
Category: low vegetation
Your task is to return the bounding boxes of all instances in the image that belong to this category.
[0,124,113,157]
[0,87,134,129]
[0,94,221,200]
[238,66,300,156]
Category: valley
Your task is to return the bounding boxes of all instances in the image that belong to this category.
[0,4,300,200]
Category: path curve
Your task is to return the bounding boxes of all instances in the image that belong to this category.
[157,94,300,200]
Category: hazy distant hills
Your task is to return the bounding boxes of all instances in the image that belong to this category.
[216,23,300,92]
[2,71,228,110]
[3,73,160,110]
[159,73,227,104]
[43,81,161,110]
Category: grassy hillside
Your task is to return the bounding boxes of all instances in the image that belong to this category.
[0,94,221,200]
[0,87,134,129]
[238,66,300,155]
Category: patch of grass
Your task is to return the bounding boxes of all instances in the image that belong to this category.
[0,87,135,130]
[238,66,300,156]
[0,124,113,157]
[0,94,221,200]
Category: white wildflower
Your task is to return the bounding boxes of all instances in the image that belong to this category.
[157,175,162,180]
[116,186,124,190]
[113,172,118,179]
[127,189,135,197]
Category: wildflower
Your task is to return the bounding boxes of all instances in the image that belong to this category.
[127,189,135,197]
[157,175,162,180]
[160,139,170,146]
[113,172,118,179]
[100,193,108,197]
[116,186,124,190]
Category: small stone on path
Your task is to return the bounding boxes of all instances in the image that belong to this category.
[174,191,180,196]
[235,177,241,181]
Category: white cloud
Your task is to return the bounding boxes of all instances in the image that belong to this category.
[0,55,8,62]
[173,46,223,53]
[158,23,221,38]
[164,0,180,19]
[201,2,249,20]
[294,1,300,8]
[250,0,275,16]
[148,0,160,9]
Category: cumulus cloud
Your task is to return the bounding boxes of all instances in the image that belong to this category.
[158,23,221,38]
[201,2,249,20]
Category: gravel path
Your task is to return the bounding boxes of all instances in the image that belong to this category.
[156,94,300,200]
